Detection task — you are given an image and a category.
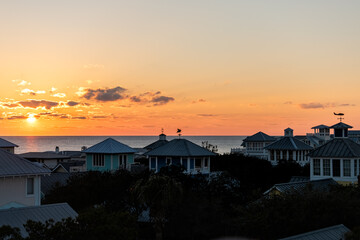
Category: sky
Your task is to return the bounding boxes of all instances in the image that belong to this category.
[1,0,360,136]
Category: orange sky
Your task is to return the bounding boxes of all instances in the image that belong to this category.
[1,1,360,136]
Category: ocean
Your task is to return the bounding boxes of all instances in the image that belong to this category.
[1,136,246,155]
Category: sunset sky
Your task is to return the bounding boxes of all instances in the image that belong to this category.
[1,0,360,136]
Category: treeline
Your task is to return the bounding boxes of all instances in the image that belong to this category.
[4,154,360,240]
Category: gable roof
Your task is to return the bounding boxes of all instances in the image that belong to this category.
[145,138,217,157]
[0,138,18,148]
[0,149,50,177]
[242,131,276,142]
[264,137,313,151]
[83,138,136,154]
[279,224,350,240]
[0,203,78,237]
[264,178,338,195]
[308,138,360,158]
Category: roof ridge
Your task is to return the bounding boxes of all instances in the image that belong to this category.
[289,137,298,150]
[343,138,357,157]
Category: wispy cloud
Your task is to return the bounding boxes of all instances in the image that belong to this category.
[20,89,46,96]
[52,93,66,98]
[299,102,355,109]
[151,96,175,106]
[12,79,31,86]
[81,86,127,102]
[18,100,59,109]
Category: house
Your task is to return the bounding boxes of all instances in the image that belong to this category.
[18,152,71,169]
[279,224,350,240]
[144,132,169,151]
[264,128,313,166]
[83,138,136,171]
[0,149,50,209]
[0,138,18,153]
[0,203,78,237]
[309,122,360,184]
[145,138,217,174]
[241,131,276,159]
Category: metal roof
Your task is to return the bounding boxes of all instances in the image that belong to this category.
[330,122,353,129]
[242,131,276,143]
[311,124,330,129]
[308,138,360,158]
[83,138,136,154]
[41,173,77,195]
[279,224,350,240]
[0,138,18,148]
[0,203,78,237]
[289,176,310,183]
[144,140,169,150]
[145,138,217,157]
[264,137,313,151]
[0,149,50,177]
[18,152,71,160]
[264,178,338,195]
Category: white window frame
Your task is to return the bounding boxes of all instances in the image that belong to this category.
[323,159,330,176]
[313,159,320,176]
[343,159,351,177]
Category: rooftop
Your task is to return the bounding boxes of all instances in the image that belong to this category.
[264,137,313,151]
[242,131,276,143]
[0,138,18,148]
[18,152,71,159]
[279,224,350,240]
[308,138,360,158]
[83,138,136,154]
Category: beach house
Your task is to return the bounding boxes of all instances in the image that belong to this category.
[0,149,50,209]
[145,138,217,174]
[241,131,276,159]
[309,122,360,184]
[83,138,136,171]
[0,138,18,153]
[264,128,313,166]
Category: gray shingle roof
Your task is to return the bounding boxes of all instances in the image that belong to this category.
[18,152,71,160]
[264,137,313,151]
[264,178,338,195]
[0,203,78,237]
[279,224,350,240]
[0,149,50,177]
[242,131,276,142]
[311,124,330,129]
[0,138,18,148]
[145,138,217,157]
[308,138,360,158]
[330,122,353,129]
[83,138,136,154]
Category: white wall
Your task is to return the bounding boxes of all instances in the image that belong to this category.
[0,176,41,209]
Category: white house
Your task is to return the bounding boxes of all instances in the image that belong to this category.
[309,122,360,184]
[0,149,50,209]
[241,131,276,159]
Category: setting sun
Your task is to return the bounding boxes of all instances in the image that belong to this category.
[26,114,36,124]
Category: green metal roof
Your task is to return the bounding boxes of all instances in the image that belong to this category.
[145,138,217,157]
[83,138,136,154]
[264,137,313,151]
[308,138,360,158]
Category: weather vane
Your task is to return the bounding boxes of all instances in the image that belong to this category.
[334,112,344,122]
[177,128,182,138]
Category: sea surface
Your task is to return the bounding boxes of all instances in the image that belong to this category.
[1,136,246,155]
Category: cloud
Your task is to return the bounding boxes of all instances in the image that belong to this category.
[197,114,217,117]
[20,89,46,96]
[13,80,31,86]
[129,96,142,102]
[92,116,108,119]
[7,115,27,120]
[52,93,66,98]
[82,86,127,101]
[299,102,355,109]
[72,116,87,119]
[67,101,80,107]
[0,103,21,108]
[151,96,175,105]
[18,100,59,109]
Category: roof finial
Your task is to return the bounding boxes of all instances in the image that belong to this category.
[161,128,164,134]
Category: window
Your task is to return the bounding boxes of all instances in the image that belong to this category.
[166,157,171,166]
[204,158,208,168]
[333,160,340,177]
[150,157,156,170]
[323,159,330,176]
[313,159,320,176]
[195,158,202,169]
[344,160,351,177]
[355,160,358,177]
[27,178,34,195]
[93,154,105,167]
[119,155,127,168]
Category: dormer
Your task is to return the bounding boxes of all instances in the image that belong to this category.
[284,128,293,137]
[159,133,166,141]
[330,122,353,138]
